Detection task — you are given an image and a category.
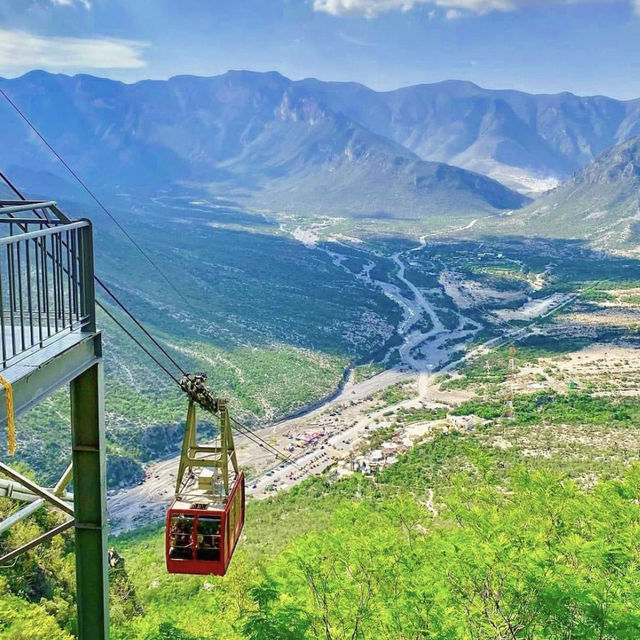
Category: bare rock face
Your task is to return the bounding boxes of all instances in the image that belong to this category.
[576,137,640,185]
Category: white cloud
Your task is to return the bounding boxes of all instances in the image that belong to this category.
[0,29,148,70]
[313,0,623,17]
[314,0,425,17]
[339,30,374,45]
[50,0,92,8]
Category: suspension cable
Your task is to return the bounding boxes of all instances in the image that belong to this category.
[0,125,296,467]
[0,173,291,465]
[0,173,186,380]
[94,276,186,376]
[230,416,298,467]
[97,301,181,385]
[0,86,196,312]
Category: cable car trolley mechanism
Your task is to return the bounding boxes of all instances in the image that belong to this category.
[166,373,245,576]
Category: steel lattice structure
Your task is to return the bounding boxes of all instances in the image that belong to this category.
[0,199,109,640]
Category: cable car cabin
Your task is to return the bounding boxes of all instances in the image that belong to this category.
[166,471,245,576]
[167,391,243,576]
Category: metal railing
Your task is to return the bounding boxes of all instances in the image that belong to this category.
[0,201,95,368]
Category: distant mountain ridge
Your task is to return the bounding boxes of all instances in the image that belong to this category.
[298,78,640,192]
[484,134,640,250]
[0,70,527,218]
[3,70,640,200]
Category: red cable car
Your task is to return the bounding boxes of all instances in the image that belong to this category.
[166,387,244,576]
[166,470,244,575]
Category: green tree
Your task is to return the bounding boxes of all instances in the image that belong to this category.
[144,621,205,640]
[241,579,310,640]
[0,580,74,640]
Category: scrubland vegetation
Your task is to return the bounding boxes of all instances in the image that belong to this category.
[4,214,640,639]
[6,336,347,489]
[5,422,640,639]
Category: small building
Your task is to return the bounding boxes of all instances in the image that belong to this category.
[447,414,479,431]
[352,457,372,475]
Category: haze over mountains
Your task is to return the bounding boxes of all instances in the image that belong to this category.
[2,69,640,221]
[499,133,640,249]
[303,78,640,193]
[0,70,528,218]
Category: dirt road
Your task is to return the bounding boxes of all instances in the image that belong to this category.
[108,229,575,535]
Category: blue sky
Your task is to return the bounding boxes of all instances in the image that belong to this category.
[0,0,639,98]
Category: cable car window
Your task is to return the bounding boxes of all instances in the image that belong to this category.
[234,489,242,536]
[196,516,221,561]
[169,515,194,560]
[228,501,236,550]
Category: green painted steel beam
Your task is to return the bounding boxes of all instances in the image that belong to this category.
[0,519,74,565]
[0,332,101,427]
[71,362,109,640]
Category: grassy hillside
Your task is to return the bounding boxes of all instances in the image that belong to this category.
[4,421,640,639]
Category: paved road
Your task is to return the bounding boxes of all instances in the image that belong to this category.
[107,367,410,533]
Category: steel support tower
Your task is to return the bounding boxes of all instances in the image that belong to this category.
[0,200,109,639]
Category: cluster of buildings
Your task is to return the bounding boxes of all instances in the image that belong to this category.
[344,412,485,476]
[350,432,413,474]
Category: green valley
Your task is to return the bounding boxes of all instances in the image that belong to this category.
[3,41,640,640]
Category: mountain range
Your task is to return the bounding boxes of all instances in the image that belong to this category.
[496,133,640,249]
[0,70,526,218]
[2,69,640,221]
[300,78,640,193]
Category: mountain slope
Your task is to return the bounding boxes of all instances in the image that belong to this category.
[204,83,527,216]
[0,70,526,218]
[4,70,640,210]
[486,135,640,249]
[297,78,640,193]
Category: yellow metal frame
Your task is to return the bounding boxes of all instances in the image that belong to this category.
[175,398,239,498]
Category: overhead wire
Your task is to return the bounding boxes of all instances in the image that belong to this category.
[97,302,180,384]
[0,86,196,313]
[0,92,297,467]
[0,174,184,383]
[0,168,294,466]
[230,416,298,467]
[231,420,285,459]
[94,275,186,376]
[0,88,188,377]
[3,92,608,473]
